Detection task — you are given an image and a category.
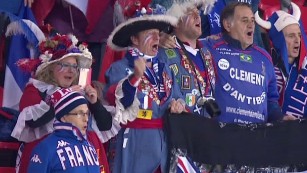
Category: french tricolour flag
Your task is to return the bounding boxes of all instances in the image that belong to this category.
[2,6,44,110]
[3,35,32,110]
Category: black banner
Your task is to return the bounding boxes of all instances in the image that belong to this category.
[165,112,307,167]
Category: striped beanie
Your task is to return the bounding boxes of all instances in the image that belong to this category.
[50,88,88,121]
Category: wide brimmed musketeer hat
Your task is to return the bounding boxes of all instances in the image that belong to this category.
[108,3,178,51]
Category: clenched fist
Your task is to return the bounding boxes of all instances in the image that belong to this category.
[134,58,146,78]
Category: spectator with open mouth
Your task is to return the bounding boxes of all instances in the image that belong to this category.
[12,33,112,173]
[256,2,306,121]
[104,3,186,173]
[28,88,102,173]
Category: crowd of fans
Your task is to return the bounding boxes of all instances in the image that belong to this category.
[1,0,307,172]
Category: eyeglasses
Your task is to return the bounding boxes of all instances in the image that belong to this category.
[67,110,90,119]
[56,62,79,73]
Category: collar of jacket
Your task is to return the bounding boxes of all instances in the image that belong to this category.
[222,33,253,50]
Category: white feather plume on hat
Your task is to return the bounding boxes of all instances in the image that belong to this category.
[5,19,45,45]
[166,0,217,20]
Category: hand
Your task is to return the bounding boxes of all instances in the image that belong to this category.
[169,99,185,114]
[84,85,98,104]
[91,80,105,100]
[70,85,83,93]
[206,34,220,40]
[283,114,298,121]
[24,0,34,7]
[159,32,176,49]
[134,58,146,78]
[280,0,291,10]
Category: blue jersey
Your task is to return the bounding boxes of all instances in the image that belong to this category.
[28,122,100,173]
[105,52,184,173]
[203,35,280,123]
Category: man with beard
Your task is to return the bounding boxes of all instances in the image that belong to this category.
[160,2,296,172]
[159,0,218,118]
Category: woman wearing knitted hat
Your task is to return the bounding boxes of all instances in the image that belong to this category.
[28,88,101,173]
[11,33,112,173]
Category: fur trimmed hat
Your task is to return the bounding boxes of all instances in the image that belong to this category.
[166,0,217,20]
[50,88,88,121]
